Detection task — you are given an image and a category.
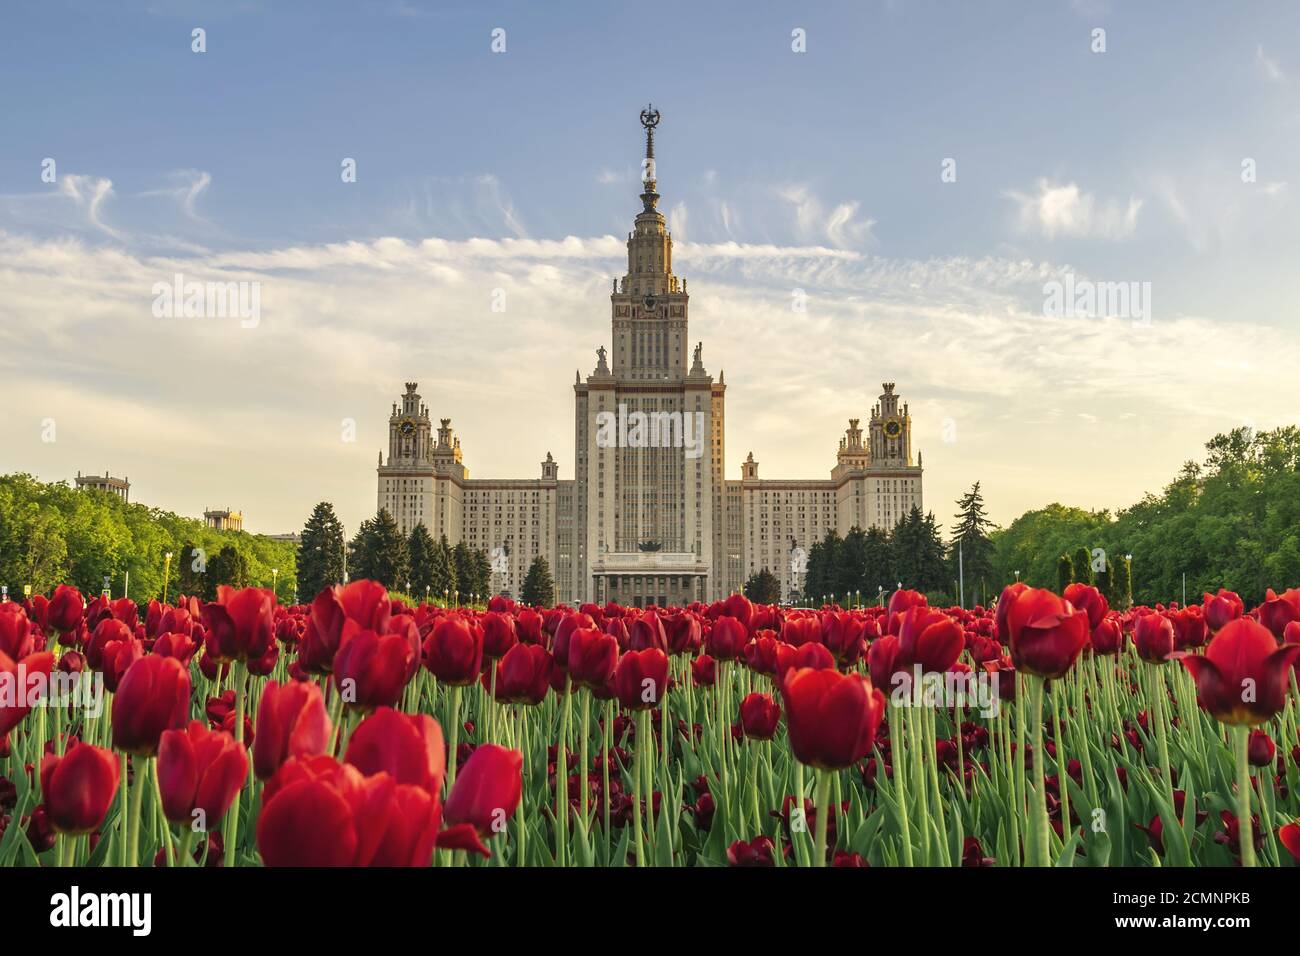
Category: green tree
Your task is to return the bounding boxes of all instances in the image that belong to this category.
[891,507,948,593]
[206,544,249,599]
[836,527,869,600]
[520,555,555,606]
[347,509,408,589]
[406,523,436,601]
[804,530,842,603]
[744,567,782,604]
[950,482,996,606]
[470,548,492,600]
[451,541,473,601]
[431,535,457,601]
[1073,546,1094,586]
[297,502,345,602]
[1056,553,1074,594]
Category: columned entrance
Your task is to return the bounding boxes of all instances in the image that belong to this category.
[589,552,709,608]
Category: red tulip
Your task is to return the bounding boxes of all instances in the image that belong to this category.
[423,616,483,686]
[1247,729,1276,768]
[706,616,747,660]
[152,631,199,665]
[739,693,781,740]
[1169,606,1208,650]
[691,654,716,686]
[775,640,836,676]
[780,667,885,769]
[516,608,544,644]
[333,625,414,711]
[552,612,595,666]
[492,643,553,705]
[994,582,1028,644]
[1134,612,1176,664]
[1280,821,1300,863]
[1090,617,1125,655]
[663,611,701,655]
[1181,618,1300,726]
[744,634,781,676]
[344,707,445,795]
[628,613,668,652]
[614,648,669,711]
[779,616,820,647]
[867,633,903,691]
[886,589,928,634]
[566,627,618,690]
[202,586,276,663]
[252,679,331,780]
[727,835,776,867]
[1063,584,1109,630]
[896,606,963,674]
[821,612,866,664]
[480,612,517,659]
[721,593,754,631]
[1002,587,1089,679]
[258,756,440,866]
[111,654,191,756]
[0,650,55,737]
[1202,589,1243,633]
[47,585,85,635]
[157,721,248,827]
[40,742,119,834]
[440,744,523,856]
[1259,588,1300,641]
[0,604,33,659]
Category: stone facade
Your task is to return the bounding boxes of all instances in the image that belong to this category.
[378,110,922,606]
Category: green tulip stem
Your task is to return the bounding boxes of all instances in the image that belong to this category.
[813,767,832,867]
[602,700,613,865]
[1233,725,1256,868]
[223,661,246,868]
[555,676,572,866]
[890,703,914,866]
[445,685,462,794]
[631,709,647,867]
[579,690,591,827]
[1029,676,1051,867]
[126,755,148,867]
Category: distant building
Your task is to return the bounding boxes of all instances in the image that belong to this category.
[266,533,301,544]
[204,508,243,532]
[375,109,923,606]
[75,470,130,502]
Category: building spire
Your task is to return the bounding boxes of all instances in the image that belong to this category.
[639,104,661,212]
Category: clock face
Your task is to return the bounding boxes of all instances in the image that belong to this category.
[399,418,415,436]
[643,296,657,311]
[883,418,903,439]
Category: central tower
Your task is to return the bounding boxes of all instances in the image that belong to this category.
[611,105,690,380]
[569,106,725,607]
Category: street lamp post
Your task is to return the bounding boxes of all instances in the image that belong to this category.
[1014,569,1020,583]
[272,568,279,599]
[163,551,174,604]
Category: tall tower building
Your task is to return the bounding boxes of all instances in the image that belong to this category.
[377,107,924,606]
[571,105,719,608]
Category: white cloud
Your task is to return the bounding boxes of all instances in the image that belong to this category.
[1257,44,1285,83]
[2,225,1295,537]
[1004,179,1142,241]
[777,184,875,248]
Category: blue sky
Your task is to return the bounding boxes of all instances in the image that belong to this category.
[2,0,1298,535]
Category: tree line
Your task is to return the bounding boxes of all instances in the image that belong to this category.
[296,503,556,606]
[0,473,296,603]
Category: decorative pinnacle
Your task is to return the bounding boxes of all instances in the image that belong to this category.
[639,104,661,212]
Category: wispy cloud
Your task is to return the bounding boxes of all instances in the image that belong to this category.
[1256,44,1285,83]
[1004,179,1142,241]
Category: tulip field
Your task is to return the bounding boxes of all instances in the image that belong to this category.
[3,580,1300,869]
